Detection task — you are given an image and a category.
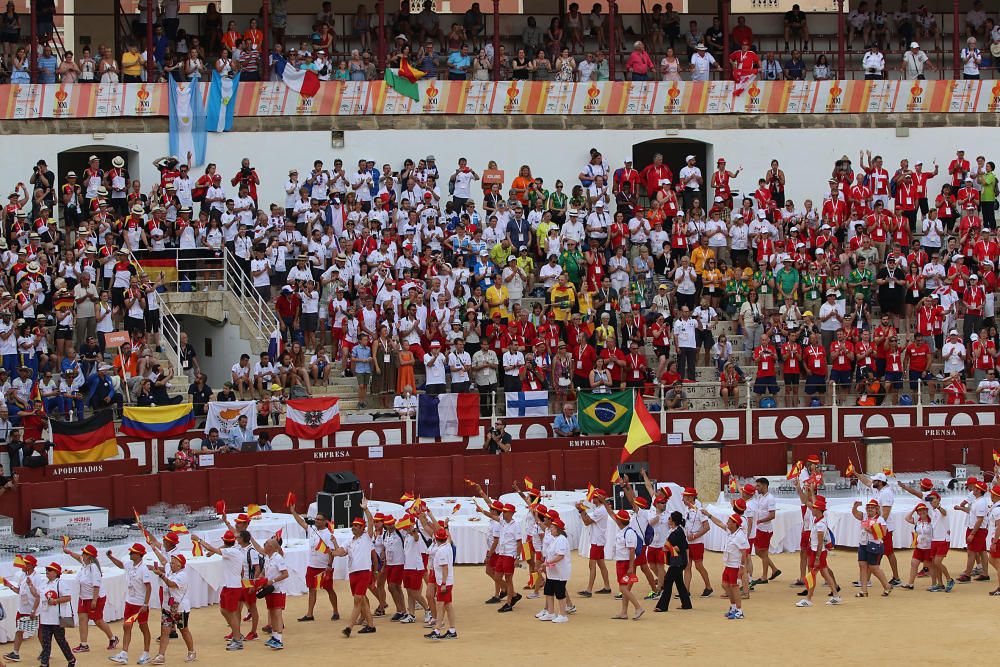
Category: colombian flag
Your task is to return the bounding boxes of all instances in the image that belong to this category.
[121,404,196,439]
[51,410,119,464]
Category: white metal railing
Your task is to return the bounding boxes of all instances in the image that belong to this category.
[223,248,281,349]
[124,247,182,372]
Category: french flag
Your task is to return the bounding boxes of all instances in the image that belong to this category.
[282,66,321,98]
[417,393,480,439]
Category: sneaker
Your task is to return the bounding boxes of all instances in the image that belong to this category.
[946,579,956,592]
[342,627,352,638]
[3,651,19,662]
[399,614,415,624]
[551,615,569,623]
[331,613,340,621]
[899,584,915,590]
[109,636,121,650]
[270,640,284,650]
[424,631,442,640]
[926,585,943,592]
[790,579,805,587]
[974,575,991,582]
[264,638,277,649]
[243,632,259,642]
[423,612,433,624]
[443,631,458,639]
[223,633,233,641]
[358,626,376,634]
[225,641,243,652]
[565,604,577,614]
[185,652,197,663]
[137,655,152,666]
[262,625,272,634]
[535,610,553,620]
[957,574,972,583]
[484,596,502,604]
[109,652,129,664]
[72,645,90,654]
[724,610,736,619]
[852,580,862,587]
[423,620,437,628]
[595,588,613,594]
[577,590,592,598]
[614,593,623,600]
[644,590,659,600]
[526,592,540,599]
[700,588,714,598]
[297,615,315,622]
[242,613,252,622]
[972,566,983,576]
[497,603,513,613]
[768,569,782,581]
[827,596,843,605]
[511,593,523,606]
[795,599,813,607]
[797,590,809,596]
[390,612,404,622]
[732,610,744,619]
[151,656,165,665]
[888,578,902,586]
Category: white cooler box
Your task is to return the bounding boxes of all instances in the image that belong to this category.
[31,506,109,533]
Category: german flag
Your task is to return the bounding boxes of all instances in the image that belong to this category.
[53,294,75,311]
[51,410,118,464]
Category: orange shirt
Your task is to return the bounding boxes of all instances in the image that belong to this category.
[511,176,533,205]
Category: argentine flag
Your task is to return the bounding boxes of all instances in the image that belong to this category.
[168,75,206,167]
[206,70,240,133]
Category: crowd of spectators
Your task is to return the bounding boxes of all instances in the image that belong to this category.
[4,1,1000,84]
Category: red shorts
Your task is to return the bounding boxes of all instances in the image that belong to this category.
[913,548,933,563]
[753,531,773,552]
[265,593,286,610]
[77,596,107,620]
[402,569,424,590]
[645,546,665,565]
[688,543,705,562]
[306,566,333,591]
[615,560,633,582]
[494,554,516,575]
[220,587,243,613]
[633,551,648,567]
[426,569,436,585]
[722,566,740,586]
[808,548,828,571]
[349,570,373,596]
[487,553,498,569]
[588,544,605,560]
[242,588,257,605]
[422,553,429,568]
[385,564,404,585]
[800,530,811,550]
[883,530,895,555]
[990,541,1000,559]
[931,540,950,557]
[123,602,150,625]
[967,528,987,553]
[435,585,453,604]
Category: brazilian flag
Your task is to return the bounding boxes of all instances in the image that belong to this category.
[578,390,634,435]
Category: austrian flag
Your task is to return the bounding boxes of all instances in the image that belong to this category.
[286,397,341,438]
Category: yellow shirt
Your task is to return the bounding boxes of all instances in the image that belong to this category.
[122,51,142,76]
[577,290,593,319]
[517,255,535,277]
[485,284,509,320]
[702,268,723,294]
[550,284,576,322]
[595,324,615,349]
[691,246,715,276]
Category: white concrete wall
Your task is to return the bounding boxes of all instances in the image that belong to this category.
[10,125,993,213]
[175,314,252,387]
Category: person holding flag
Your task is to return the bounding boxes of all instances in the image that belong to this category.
[795,497,841,607]
[493,503,524,613]
[988,484,1000,594]
[575,488,612,597]
[469,482,506,604]
[750,477,780,585]
[924,491,955,592]
[425,528,458,639]
[900,502,935,591]
[398,511,429,624]
[61,544,117,654]
[856,471,902,585]
[379,515,407,621]
[191,531,247,651]
[2,554,42,664]
[106,544,153,665]
[654,512,693,612]
[637,469,671,595]
[851,500,893,598]
[246,532,290,650]
[701,510,749,619]
[681,488,713,598]
[148,550,196,663]
[955,478,991,583]
[538,517,572,624]
[331,499,377,637]
[615,479,660,598]
[288,505,339,622]
[792,455,822,587]
[148,532,183,641]
[603,504,646,621]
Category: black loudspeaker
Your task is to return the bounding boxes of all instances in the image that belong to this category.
[323,471,360,494]
[612,481,655,511]
[316,491,364,529]
[616,461,649,483]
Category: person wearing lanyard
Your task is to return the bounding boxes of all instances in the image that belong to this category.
[36,563,76,667]
[106,543,153,665]
[857,471,902,585]
[2,554,42,664]
[604,505,645,621]
[248,533,290,650]
[702,510,749,619]
[851,499,893,597]
[681,487,713,597]
[900,502,934,591]
[796,496,840,607]
[576,488,612,597]
[654,510,692,612]
[149,551,196,661]
[332,500,377,637]
[61,543,117,653]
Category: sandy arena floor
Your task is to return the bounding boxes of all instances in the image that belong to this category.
[54,550,997,666]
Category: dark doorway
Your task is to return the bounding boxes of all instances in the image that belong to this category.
[56,146,138,201]
[631,138,710,179]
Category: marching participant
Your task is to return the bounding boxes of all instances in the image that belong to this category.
[494,503,524,613]
[2,554,42,664]
[795,496,841,607]
[399,512,429,624]
[470,483,505,603]
[425,528,458,639]
[637,470,670,595]
[793,455,822,587]
[190,531,246,651]
[61,544,117,653]
[332,500,377,637]
[701,510,749,619]
[419,510,444,629]
[851,500,893,597]
[380,516,407,621]
[857,471,902,585]
[369,513,389,617]
[576,488,612,597]
[288,506,339,622]
[956,478,991,583]
[654,512,693,612]
[512,483,543,595]
[604,504,645,620]
[901,502,934,590]
[751,478,780,584]
[617,478,660,597]
[538,517,571,623]
[248,533,290,650]
[148,551,196,663]
[106,544,153,665]
[989,484,1000,595]
[925,491,955,592]
[681,488,713,597]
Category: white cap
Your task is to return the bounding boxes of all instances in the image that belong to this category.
[756,210,766,219]
[871,473,888,483]
[949,329,959,336]
[731,213,743,220]
[816,248,825,255]
[952,254,963,262]
[685,154,695,162]
[971,274,979,280]
[595,200,605,207]
[971,333,980,341]
[910,41,919,48]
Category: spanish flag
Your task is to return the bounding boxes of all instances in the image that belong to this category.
[586,483,597,503]
[882,467,894,477]
[720,461,732,476]
[191,541,204,557]
[51,410,119,464]
[168,524,189,534]
[395,514,414,531]
[993,449,999,465]
[787,460,803,480]
[610,391,662,482]
[241,579,254,589]
[870,522,886,541]
[523,476,534,490]
[286,491,296,509]
[728,477,738,493]
[521,540,534,562]
[400,492,415,503]
[124,612,141,625]
[845,460,856,477]
[315,538,330,554]
[61,535,70,547]
[665,541,680,558]
[12,554,27,569]
[315,573,325,588]
[451,504,461,514]
[121,404,196,439]
[247,504,263,519]
[804,569,817,591]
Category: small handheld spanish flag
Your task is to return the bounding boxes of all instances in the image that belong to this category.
[191,541,204,557]
[463,478,476,487]
[882,467,894,477]
[286,492,296,509]
[133,508,143,525]
[451,504,461,514]
[666,541,680,557]
[124,612,141,626]
[315,539,330,554]
[396,514,414,531]
[12,555,26,569]
[0,576,6,587]
[411,497,425,512]
[586,483,597,502]
[845,460,856,477]
[241,578,254,589]
[274,528,283,542]
[315,572,325,588]
[215,500,226,515]
[141,527,153,544]
[720,461,732,476]
[728,477,738,493]
[993,449,999,465]
[61,535,70,548]
[523,476,535,490]
[871,522,886,541]
[787,460,803,480]
[247,504,263,519]
[169,524,189,534]
[804,569,817,592]
[400,491,415,503]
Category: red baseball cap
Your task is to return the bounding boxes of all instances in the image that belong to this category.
[742,484,756,495]
[20,554,37,568]
[593,488,608,499]
[682,487,698,497]
[552,518,565,530]
[45,562,63,575]
[813,497,827,511]
[163,532,179,545]
[490,500,504,511]
[82,544,98,557]
[733,498,747,512]
[172,554,187,568]
[614,509,630,523]
[222,530,236,542]
[502,503,516,513]
[806,454,821,464]
[633,497,650,509]
[534,504,548,516]
[919,478,934,491]
[547,509,561,520]
[128,543,147,556]
[974,480,988,492]
[728,513,743,527]
[351,517,366,527]
[236,513,250,523]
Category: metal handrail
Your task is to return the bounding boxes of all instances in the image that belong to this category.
[223,248,280,349]
[122,246,182,372]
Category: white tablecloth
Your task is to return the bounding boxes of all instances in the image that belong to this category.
[576,483,687,558]
[306,500,404,521]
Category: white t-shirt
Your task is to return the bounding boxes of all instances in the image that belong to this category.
[586,507,608,546]
[307,528,334,569]
[876,486,895,517]
[497,518,520,557]
[347,533,374,573]
[930,506,951,542]
[810,515,829,552]
[403,530,427,570]
[723,527,750,567]
[970,494,989,531]
[383,530,405,567]
[613,524,638,561]
[15,572,41,615]
[755,492,776,532]
[433,541,455,586]
[164,568,191,613]
[77,561,103,599]
[37,578,70,626]
[124,560,152,606]
[423,352,447,384]
[220,544,245,588]
[543,533,571,581]
[264,552,289,594]
[685,501,706,545]
[673,317,697,348]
